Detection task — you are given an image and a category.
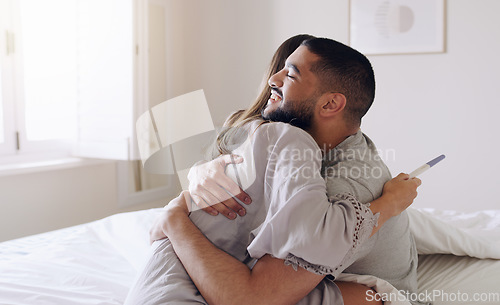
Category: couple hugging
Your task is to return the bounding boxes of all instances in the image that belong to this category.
[126,35,427,305]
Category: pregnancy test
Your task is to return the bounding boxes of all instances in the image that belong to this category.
[409,155,446,178]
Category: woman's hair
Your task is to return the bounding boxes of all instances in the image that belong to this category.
[210,34,316,158]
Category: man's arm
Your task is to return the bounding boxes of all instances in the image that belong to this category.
[162,192,323,305]
[158,174,419,305]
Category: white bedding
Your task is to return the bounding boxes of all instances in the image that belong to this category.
[0,209,157,305]
[0,207,499,305]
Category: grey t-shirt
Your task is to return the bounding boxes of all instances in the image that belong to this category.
[323,130,423,305]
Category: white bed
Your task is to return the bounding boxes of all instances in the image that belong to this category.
[1,207,499,305]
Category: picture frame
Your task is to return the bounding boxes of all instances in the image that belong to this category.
[349,0,446,55]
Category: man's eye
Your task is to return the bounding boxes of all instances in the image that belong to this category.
[286,74,295,79]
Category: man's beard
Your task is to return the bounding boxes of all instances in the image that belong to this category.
[262,98,315,131]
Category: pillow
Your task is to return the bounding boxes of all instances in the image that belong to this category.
[408,208,500,259]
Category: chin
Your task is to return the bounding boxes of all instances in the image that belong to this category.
[262,105,277,119]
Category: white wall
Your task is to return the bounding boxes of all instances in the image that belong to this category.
[161,0,351,126]
[363,0,500,212]
[162,0,500,212]
[0,162,168,242]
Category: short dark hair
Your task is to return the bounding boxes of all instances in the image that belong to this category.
[301,38,375,126]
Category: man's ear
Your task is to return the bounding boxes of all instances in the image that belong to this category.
[318,93,346,118]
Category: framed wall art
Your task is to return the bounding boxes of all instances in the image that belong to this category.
[349,0,446,55]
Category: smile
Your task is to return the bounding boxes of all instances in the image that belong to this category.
[269,91,282,103]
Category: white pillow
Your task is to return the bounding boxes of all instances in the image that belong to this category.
[408,208,500,259]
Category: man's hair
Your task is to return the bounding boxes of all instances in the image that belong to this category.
[301,38,375,126]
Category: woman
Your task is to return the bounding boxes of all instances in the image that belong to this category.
[127,35,420,305]
[189,34,317,217]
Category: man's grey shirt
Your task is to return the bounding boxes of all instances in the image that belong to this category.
[323,130,422,304]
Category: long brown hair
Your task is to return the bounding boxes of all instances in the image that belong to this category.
[211,34,316,157]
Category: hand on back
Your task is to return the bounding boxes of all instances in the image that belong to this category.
[187,154,252,219]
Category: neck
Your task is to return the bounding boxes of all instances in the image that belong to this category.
[309,121,360,155]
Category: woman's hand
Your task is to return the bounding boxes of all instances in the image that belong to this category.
[188,154,252,219]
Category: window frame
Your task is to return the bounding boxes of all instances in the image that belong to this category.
[0,0,18,157]
[0,0,77,161]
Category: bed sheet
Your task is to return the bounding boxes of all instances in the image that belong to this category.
[417,254,500,305]
[0,209,159,305]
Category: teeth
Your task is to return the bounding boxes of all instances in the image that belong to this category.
[270,93,282,101]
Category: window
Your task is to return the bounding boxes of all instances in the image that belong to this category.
[20,0,78,142]
[0,0,140,162]
[0,0,173,207]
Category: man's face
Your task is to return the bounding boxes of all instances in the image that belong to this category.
[262,45,322,130]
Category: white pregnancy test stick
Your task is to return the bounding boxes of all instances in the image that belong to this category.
[409,155,446,178]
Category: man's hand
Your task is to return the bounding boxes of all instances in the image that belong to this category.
[149,191,190,244]
[369,173,421,235]
[188,154,252,219]
[381,173,421,217]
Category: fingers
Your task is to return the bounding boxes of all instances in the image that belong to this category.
[188,153,251,220]
[192,187,239,219]
[191,169,251,218]
[191,190,245,219]
[411,177,422,187]
[204,182,249,217]
[220,196,247,216]
[190,193,219,216]
[395,173,422,185]
[216,155,252,210]
[211,202,238,220]
[191,187,247,219]
[189,178,226,209]
[232,190,252,206]
[203,179,237,206]
[202,191,238,219]
[215,171,252,204]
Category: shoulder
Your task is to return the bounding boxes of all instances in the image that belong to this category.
[248,122,322,166]
[253,122,317,147]
[324,131,391,202]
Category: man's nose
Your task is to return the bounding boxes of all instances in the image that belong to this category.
[268,70,284,88]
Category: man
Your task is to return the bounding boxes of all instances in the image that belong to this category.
[126,38,423,304]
